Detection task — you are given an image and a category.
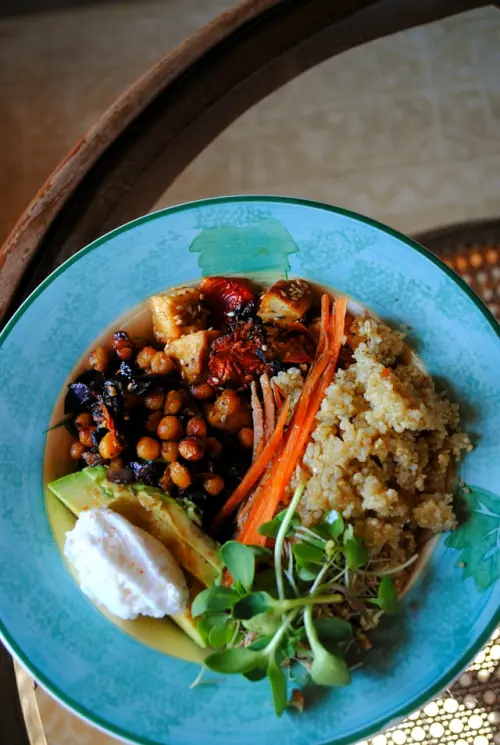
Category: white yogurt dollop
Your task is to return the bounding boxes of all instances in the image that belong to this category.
[64,507,189,620]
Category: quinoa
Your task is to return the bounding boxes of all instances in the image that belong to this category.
[295,315,471,562]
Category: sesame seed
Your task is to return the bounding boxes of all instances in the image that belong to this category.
[199,293,205,300]
[261,344,268,351]
[212,377,219,384]
[227,311,235,317]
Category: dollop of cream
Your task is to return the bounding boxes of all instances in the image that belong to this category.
[64,507,189,620]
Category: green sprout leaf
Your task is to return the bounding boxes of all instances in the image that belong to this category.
[314,617,353,643]
[191,586,239,617]
[243,610,282,636]
[267,655,288,717]
[324,510,345,539]
[296,564,318,581]
[208,618,237,649]
[243,664,268,682]
[303,606,351,688]
[196,613,228,644]
[344,537,369,570]
[293,542,325,566]
[258,509,301,539]
[233,591,275,620]
[221,541,255,591]
[248,545,273,562]
[309,647,351,687]
[370,575,399,614]
[205,648,264,675]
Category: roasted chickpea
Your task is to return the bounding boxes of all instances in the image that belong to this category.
[88,346,110,372]
[145,411,163,433]
[150,351,176,375]
[204,475,225,496]
[186,416,207,439]
[78,426,95,448]
[190,382,214,400]
[178,436,205,461]
[215,389,241,417]
[159,467,173,492]
[75,412,93,429]
[144,390,165,411]
[205,437,223,458]
[136,436,161,461]
[161,440,179,463]
[136,345,157,370]
[238,427,254,449]
[70,441,87,460]
[169,461,192,489]
[157,415,183,441]
[98,431,123,460]
[164,390,184,415]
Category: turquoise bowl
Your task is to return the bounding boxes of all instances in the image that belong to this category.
[1,197,499,745]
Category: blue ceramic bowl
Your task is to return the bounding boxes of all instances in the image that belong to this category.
[1,197,499,745]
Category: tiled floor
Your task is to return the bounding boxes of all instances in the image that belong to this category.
[2,2,500,744]
[0,3,500,248]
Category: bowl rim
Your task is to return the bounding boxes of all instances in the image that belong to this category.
[1,194,500,745]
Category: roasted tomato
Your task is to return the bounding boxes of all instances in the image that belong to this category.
[201,277,256,328]
[208,321,270,388]
[264,323,315,365]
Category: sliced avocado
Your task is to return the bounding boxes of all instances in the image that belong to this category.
[48,467,222,648]
[48,467,109,514]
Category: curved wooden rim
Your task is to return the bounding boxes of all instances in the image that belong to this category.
[0,0,487,323]
[0,0,279,319]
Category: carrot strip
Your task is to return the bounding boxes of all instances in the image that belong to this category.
[212,398,291,529]
[239,296,347,546]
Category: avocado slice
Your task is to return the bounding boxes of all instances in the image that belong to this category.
[48,467,221,647]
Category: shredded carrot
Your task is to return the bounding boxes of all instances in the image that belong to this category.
[238,296,347,546]
[212,398,291,529]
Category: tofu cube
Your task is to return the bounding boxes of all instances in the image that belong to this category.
[258,279,313,324]
[166,330,219,384]
[149,286,207,344]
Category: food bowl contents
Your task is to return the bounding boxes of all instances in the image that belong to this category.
[48,276,471,716]
[64,507,189,620]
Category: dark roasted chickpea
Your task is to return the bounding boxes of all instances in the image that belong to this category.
[238,427,254,449]
[112,331,134,361]
[145,411,163,433]
[157,415,183,441]
[190,382,214,400]
[75,412,93,429]
[186,416,207,439]
[136,436,161,461]
[178,436,205,461]
[159,467,173,492]
[161,440,179,463]
[204,475,225,496]
[70,441,87,460]
[136,345,157,370]
[205,436,223,458]
[144,390,165,411]
[169,461,192,489]
[150,351,176,375]
[164,389,184,415]
[88,346,110,372]
[78,426,95,448]
[98,431,123,460]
